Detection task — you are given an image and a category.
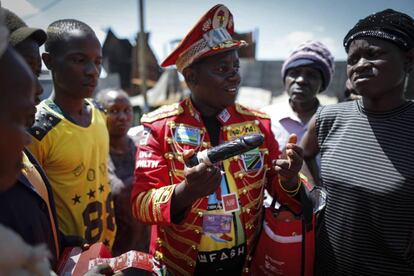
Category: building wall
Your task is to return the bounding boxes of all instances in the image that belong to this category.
[240,59,414,101]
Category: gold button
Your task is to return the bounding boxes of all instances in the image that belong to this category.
[160,228,165,233]
[197,212,203,217]
[156,238,162,246]
[35,130,40,135]
[246,208,251,214]
[242,189,247,195]
[292,232,297,236]
[166,138,173,144]
[194,229,200,234]
[202,142,208,148]
[247,256,252,261]
[154,251,163,260]
[245,224,254,230]
[254,120,259,125]
[48,117,53,121]
[187,261,194,267]
[244,267,249,273]
[191,245,197,250]
[226,126,232,131]
[164,153,173,159]
[238,172,244,179]
[233,155,240,161]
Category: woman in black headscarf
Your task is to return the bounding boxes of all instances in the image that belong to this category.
[305,9,414,275]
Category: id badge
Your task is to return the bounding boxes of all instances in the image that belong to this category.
[222,193,240,213]
[202,214,232,234]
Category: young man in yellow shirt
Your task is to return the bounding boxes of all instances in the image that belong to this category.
[28,19,116,249]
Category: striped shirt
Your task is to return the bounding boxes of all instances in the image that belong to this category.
[315,100,414,275]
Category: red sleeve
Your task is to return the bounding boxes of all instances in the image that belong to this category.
[262,118,301,214]
[131,121,177,225]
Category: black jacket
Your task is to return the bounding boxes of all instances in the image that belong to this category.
[0,149,61,267]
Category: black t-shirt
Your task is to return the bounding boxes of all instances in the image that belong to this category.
[201,114,221,146]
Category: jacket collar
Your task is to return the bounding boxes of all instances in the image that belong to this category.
[183,97,237,125]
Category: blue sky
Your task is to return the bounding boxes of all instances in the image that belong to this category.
[4,0,414,62]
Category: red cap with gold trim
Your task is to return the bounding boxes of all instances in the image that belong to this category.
[161,4,247,72]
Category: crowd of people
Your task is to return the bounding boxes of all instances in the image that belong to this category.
[0,2,413,276]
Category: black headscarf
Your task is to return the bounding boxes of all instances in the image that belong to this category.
[344,9,414,52]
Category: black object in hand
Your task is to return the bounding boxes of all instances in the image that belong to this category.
[185,134,265,167]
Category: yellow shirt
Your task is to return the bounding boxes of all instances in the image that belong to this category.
[28,99,116,248]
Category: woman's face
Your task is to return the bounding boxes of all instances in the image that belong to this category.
[105,93,133,138]
[347,37,408,102]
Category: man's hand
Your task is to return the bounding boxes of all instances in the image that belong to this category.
[273,134,304,186]
[171,149,221,220]
[183,149,222,200]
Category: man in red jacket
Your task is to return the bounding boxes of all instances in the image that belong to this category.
[132,4,304,275]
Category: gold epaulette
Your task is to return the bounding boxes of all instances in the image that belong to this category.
[235,103,270,119]
[141,103,184,123]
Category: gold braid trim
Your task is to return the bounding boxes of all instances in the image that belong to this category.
[150,185,175,223]
[244,198,262,210]
[161,240,195,265]
[162,256,191,276]
[246,222,262,248]
[164,228,196,247]
[134,192,150,222]
[141,103,184,123]
[236,179,263,194]
[245,208,263,226]
[235,103,270,119]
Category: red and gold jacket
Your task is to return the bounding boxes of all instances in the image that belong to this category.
[132,97,301,275]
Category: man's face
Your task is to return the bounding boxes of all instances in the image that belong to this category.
[14,38,42,127]
[104,92,133,138]
[46,30,102,99]
[285,66,323,104]
[189,50,241,113]
[0,47,34,191]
